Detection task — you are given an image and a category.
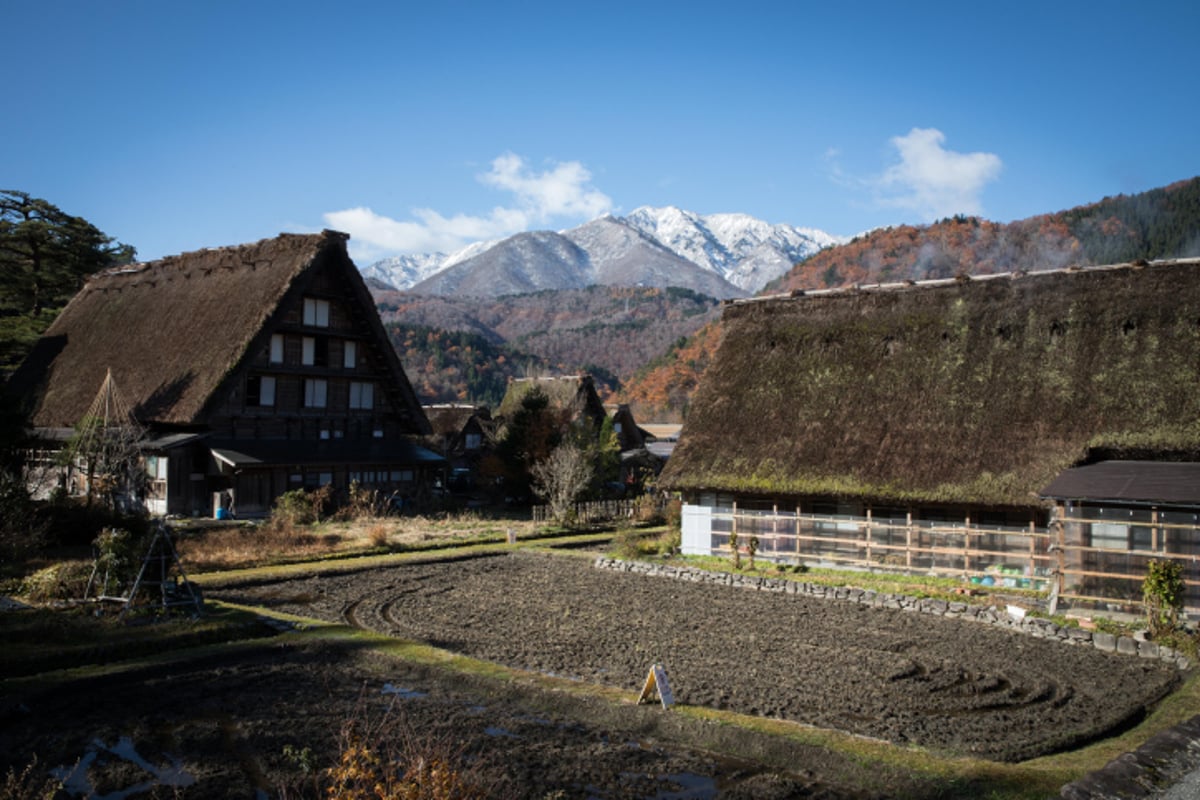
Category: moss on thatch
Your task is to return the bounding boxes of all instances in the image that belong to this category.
[497,375,606,428]
[9,231,427,432]
[660,261,1200,507]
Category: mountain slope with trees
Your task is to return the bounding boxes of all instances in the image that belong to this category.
[375,285,722,404]
[769,177,1200,294]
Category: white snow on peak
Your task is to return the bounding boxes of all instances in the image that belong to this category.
[363,205,844,293]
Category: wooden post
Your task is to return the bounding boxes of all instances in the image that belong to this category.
[865,506,873,565]
[1054,503,1066,600]
[963,510,971,575]
[731,498,738,556]
[1152,507,1159,552]
[773,503,779,555]
[1028,519,1036,581]
[905,510,913,569]
[796,504,802,561]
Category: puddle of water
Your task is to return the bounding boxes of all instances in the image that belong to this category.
[483,726,520,739]
[52,736,196,799]
[620,771,717,800]
[654,772,718,800]
[381,683,427,699]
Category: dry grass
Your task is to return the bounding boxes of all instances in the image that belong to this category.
[175,513,542,573]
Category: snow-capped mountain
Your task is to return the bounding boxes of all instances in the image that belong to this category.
[623,206,843,292]
[363,207,843,297]
[359,252,446,289]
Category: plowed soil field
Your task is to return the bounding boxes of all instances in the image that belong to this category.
[214,551,1179,763]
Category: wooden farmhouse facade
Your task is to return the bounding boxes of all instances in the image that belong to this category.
[8,230,443,517]
[660,258,1200,607]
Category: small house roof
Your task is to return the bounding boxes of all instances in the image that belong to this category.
[497,375,606,425]
[660,259,1200,508]
[210,438,445,469]
[1040,461,1200,508]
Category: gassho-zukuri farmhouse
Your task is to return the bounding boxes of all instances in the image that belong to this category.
[659,258,1200,610]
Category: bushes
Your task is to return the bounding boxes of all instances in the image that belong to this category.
[20,561,92,603]
[614,525,679,560]
[280,702,496,800]
[1144,559,1185,638]
[269,486,335,533]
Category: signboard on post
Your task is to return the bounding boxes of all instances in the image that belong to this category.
[637,663,674,709]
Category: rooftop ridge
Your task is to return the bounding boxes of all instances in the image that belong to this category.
[734,257,1200,307]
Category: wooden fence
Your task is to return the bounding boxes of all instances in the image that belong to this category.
[701,506,1200,612]
[532,496,666,525]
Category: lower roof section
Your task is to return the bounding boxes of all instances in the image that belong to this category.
[1039,460,1200,507]
[209,438,445,470]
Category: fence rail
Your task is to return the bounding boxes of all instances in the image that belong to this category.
[690,506,1200,612]
[532,497,663,525]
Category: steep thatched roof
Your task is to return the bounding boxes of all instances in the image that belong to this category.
[497,375,607,426]
[423,404,489,437]
[9,230,425,430]
[660,259,1200,508]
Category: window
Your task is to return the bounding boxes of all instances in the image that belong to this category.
[304,378,327,408]
[349,381,374,410]
[343,340,356,369]
[301,337,327,367]
[465,433,482,450]
[269,334,284,363]
[145,456,167,480]
[246,375,276,407]
[303,297,330,327]
[304,471,333,488]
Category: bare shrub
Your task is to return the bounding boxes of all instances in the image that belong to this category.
[279,700,499,799]
[337,481,390,522]
[367,522,390,549]
[530,441,593,526]
[2,755,61,799]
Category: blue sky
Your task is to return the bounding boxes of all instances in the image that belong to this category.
[5,1,1198,265]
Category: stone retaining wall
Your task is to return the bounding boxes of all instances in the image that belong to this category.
[594,557,1193,671]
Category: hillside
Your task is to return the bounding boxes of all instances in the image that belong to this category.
[374,285,722,405]
[769,177,1200,294]
[627,177,1200,420]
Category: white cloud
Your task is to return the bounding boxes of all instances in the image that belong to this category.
[323,153,612,263]
[874,128,1002,221]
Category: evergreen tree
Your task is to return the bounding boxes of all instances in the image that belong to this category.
[0,190,135,316]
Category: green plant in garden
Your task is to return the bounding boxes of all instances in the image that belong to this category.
[729,528,740,570]
[747,534,759,570]
[92,526,147,596]
[1144,559,1185,637]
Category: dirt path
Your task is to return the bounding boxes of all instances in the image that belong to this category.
[213,551,1179,763]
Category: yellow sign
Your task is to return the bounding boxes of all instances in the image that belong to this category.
[637,663,674,709]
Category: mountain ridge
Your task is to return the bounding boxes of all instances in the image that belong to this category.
[362,206,844,297]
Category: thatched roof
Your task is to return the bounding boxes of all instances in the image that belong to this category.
[9,230,426,430]
[497,375,607,426]
[660,259,1200,508]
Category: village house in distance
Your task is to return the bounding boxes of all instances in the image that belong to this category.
[660,258,1200,609]
[8,230,443,517]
